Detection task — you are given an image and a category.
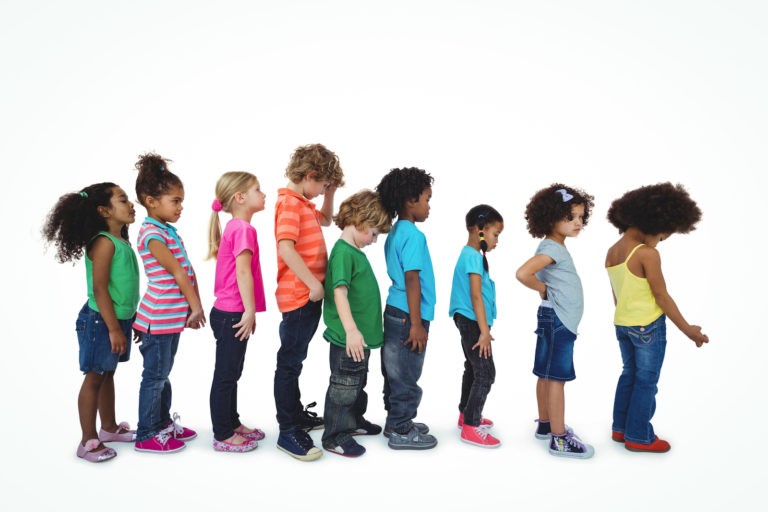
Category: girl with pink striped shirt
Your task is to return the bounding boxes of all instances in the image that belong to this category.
[133,153,205,454]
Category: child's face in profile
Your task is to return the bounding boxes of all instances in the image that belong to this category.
[410,187,432,222]
[302,174,330,200]
[481,221,503,252]
[353,225,380,248]
[553,203,585,239]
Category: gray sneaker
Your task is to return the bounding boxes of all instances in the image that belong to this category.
[383,422,429,439]
[387,425,437,450]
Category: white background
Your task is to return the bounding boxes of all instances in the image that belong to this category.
[1,1,765,510]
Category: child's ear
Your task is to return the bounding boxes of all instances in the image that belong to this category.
[97,205,111,218]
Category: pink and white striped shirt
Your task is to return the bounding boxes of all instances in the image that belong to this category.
[133,218,195,334]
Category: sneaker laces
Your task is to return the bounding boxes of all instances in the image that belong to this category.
[156,424,174,445]
[170,412,185,438]
[473,426,490,439]
[302,402,319,420]
[293,430,315,451]
[562,432,586,452]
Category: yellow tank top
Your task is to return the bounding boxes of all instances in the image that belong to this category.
[606,244,663,327]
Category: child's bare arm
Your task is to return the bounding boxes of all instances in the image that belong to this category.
[469,273,493,358]
[278,239,324,301]
[404,270,427,352]
[334,285,367,362]
[516,254,554,299]
[90,236,126,355]
[147,239,205,328]
[317,185,336,227]
[641,247,709,347]
[233,250,256,340]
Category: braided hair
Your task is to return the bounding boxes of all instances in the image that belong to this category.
[465,204,503,272]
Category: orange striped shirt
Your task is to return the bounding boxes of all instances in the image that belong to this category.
[274,188,327,312]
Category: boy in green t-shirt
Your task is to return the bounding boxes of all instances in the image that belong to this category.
[321,190,392,457]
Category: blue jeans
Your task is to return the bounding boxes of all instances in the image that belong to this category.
[322,343,369,448]
[274,299,322,431]
[532,306,576,381]
[209,308,248,441]
[136,331,180,442]
[612,315,667,444]
[75,303,133,374]
[382,305,429,434]
[454,314,496,427]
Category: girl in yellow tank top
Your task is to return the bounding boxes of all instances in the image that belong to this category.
[604,183,709,454]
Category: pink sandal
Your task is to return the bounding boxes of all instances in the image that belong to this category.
[99,421,136,442]
[213,434,258,453]
[77,439,117,462]
[234,424,266,441]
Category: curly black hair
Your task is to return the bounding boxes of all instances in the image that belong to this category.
[42,182,126,263]
[607,182,701,235]
[135,152,183,207]
[375,167,434,219]
[524,183,594,238]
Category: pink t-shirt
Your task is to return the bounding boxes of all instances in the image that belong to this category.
[213,218,267,313]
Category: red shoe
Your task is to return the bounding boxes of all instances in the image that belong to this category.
[458,412,494,429]
[166,412,197,441]
[460,425,501,448]
[611,431,625,443]
[625,436,670,453]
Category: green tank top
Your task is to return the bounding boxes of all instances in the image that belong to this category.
[606,244,664,327]
[85,232,140,319]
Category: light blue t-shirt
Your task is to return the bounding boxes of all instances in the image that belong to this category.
[449,245,496,327]
[384,219,436,321]
[535,239,583,335]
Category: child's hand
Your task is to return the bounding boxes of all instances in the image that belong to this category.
[309,281,325,302]
[186,308,206,329]
[685,325,709,347]
[109,329,127,356]
[405,322,428,353]
[472,331,493,359]
[345,329,368,362]
[133,328,142,344]
[233,311,256,341]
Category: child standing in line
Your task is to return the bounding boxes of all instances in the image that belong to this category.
[605,182,708,453]
[207,172,268,453]
[449,205,504,448]
[516,184,595,459]
[321,190,391,457]
[376,167,438,450]
[44,183,139,462]
[274,143,345,461]
[133,153,205,454]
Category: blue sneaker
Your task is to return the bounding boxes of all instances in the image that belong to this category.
[383,422,429,439]
[277,430,323,461]
[387,425,437,450]
[549,431,594,459]
[324,437,366,457]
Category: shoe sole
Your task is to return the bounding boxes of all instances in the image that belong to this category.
[548,448,594,459]
[460,437,501,449]
[324,446,366,457]
[173,434,198,441]
[625,444,670,453]
[301,425,325,431]
[277,444,323,461]
[134,445,186,454]
[387,440,438,450]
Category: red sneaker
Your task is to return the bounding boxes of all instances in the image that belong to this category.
[166,412,197,441]
[460,425,501,448]
[611,431,625,443]
[625,436,670,453]
[458,412,494,429]
[135,428,186,454]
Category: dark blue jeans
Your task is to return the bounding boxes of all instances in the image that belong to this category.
[455,313,496,427]
[209,308,248,442]
[274,299,322,431]
[321,343,369,448]
[136,331,180,442]
[612,315,667,444]
[381,305,429,434]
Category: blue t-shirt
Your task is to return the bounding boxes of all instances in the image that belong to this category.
[535,239,583,335]
[384,219,436,321]
[449,245,496,326]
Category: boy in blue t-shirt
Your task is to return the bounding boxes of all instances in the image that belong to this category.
[375,167,437,450]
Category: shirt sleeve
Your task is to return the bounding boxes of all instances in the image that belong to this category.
[328,248,354,290]
[400,229,427,273]
[275,196,301,243]
[139,226,167,249]
[535,239,562,263]
[464,249,483,276]
[231,222,257,258]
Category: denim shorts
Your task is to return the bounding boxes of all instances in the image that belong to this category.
[532,305,576,381]
[76,303,133,374]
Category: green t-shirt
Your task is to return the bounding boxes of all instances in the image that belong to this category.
[323,239,383,349]
[85,232,140,319]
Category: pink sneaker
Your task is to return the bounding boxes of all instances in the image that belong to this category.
[77,439,117,462]
[458,412,494,429]
[460,425,501,448]
[135,427,186,454]
[234,424,266,441]
[99,422,136,442]
[213,434,258,453]
[166,412,197,441]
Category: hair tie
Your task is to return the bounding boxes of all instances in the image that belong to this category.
[211,198,222,212]
[79,191,88,198]
[555,189,573,202]
[478,231,486,242]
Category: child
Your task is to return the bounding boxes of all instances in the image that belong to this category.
[376,167,437,450]
[133,153,205,454]
[274,143,345,461]
[207,171,268,453]
[321,190,391,457]
[516,184,595,459]
[605,182,708,453]
[449,205,503,448]
[43,182,139,462]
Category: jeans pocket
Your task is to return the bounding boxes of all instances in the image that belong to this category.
[627,325,655,345]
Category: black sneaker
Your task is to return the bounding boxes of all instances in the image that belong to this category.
[352,418,382,436]
[324,437,366,458]
[299,402,324,431]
